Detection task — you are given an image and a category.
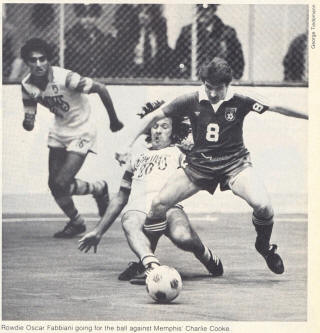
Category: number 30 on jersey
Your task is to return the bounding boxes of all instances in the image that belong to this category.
[206,123,220,142]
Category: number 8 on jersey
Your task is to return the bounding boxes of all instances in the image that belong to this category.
[206,123,220,142]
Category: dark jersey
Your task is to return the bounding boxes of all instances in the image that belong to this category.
[163,91,268,163]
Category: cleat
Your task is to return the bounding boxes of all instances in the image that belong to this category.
[118,262,145,281]
[201,250,224,277]
[53,221,86,238]
[256,244,284,274]
[93,181,110,217]
[130,263,157,285]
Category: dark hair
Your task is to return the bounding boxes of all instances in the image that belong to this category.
[196,4,219,14]
[199,57,233,85]
[21,38,53,62]
[138,100,190,144]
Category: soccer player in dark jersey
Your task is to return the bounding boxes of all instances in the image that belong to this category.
[116,57,308,275]
[21,38,124,238]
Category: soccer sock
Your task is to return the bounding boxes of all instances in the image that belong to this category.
[70,179,106,196]
[141,254,160,269]
[54,196,84,224]
[252,213,274,254]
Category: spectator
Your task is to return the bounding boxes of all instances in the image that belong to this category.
[65,4,113,77]
[174,4,244,80]
[283,33,308,82]
[111,4,173,78]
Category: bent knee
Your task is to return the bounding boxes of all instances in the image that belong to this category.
[121,212,145,233]
[254,203,274,219]
[149,197,171,220]
[150,196,162,210]
[48,178,70,197]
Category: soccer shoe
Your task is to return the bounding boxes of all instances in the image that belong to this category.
[53,221,86,238]
[256,243,285,274]
[93,181,110,217]
[201,250,224,277]
[129,264,157,285]
[118,262,145,281]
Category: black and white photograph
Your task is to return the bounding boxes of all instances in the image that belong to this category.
[1,0,318,331]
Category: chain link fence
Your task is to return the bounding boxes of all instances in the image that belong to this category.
[2,3,308,85]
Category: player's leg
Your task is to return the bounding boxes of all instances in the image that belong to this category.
[165,207,223,277]
[66,131,109,217]
[144,168,200,237]
[229,167,284,274]
[121,211,161,283]
[70,178,110,217]
[48,148,87,238]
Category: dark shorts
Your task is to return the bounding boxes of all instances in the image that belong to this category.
[183,153,252,194]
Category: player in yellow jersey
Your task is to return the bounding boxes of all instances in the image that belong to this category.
[78,101,223,283]
[20,38,124,238]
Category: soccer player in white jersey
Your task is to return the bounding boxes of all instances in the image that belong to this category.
[78,101,223,282]
[20,38,124,238]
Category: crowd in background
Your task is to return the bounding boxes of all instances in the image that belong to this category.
[3,3,308,83]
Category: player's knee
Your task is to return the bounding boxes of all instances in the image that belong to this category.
[151,196,162,211]
[150,196,169,218]
[121,213,144,234]
[48,177,70,198]
[254,202,274,220]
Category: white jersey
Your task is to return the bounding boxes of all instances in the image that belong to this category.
[21,66,94,136]
[123,145,184,213]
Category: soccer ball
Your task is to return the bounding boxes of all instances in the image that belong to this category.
[146,265,182,303]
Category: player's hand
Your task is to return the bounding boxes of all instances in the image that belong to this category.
[78,230,101,253]
[176,134,194,153]
[115,152,129,166]
[22,119,34,131]
[110,121,124,132]
[23,113,36,131]
[115,146,131,166]
[176,141,194,153]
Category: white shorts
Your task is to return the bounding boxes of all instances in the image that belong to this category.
[48,126,97,155]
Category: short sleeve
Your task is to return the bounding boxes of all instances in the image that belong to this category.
[65,71,93,94]
[245,95,269,114]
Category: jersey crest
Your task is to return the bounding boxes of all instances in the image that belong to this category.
[225,107,237,121]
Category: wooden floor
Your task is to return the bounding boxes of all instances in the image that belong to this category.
[2,212,307,321]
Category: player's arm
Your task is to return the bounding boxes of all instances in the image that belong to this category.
[90,81,124,132]
[78,169,133,253]
[65,71,123,131]
[116,95,192,164]
[21,86,37,131]
[246,96,308,120]
[116,107,166,158]
[268,105,308,120]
